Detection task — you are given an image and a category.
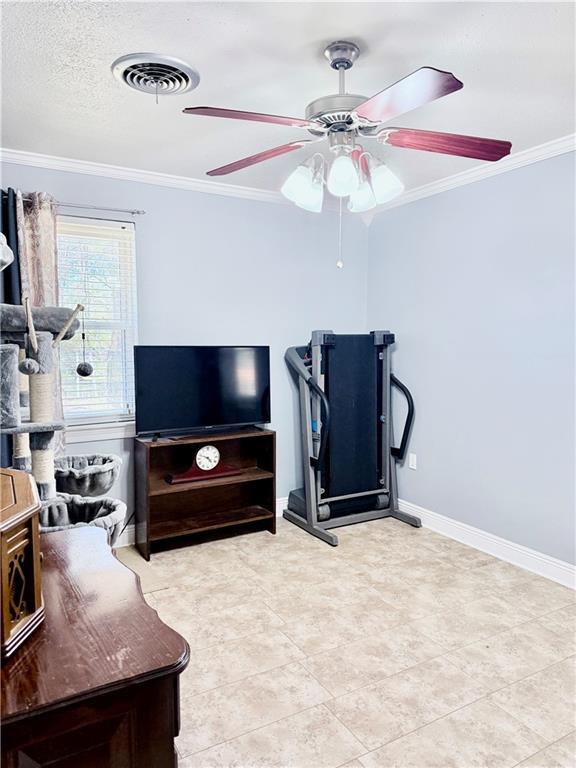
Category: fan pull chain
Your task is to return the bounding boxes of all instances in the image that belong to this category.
[336,198,344,269]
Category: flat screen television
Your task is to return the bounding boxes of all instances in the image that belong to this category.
[134,346,271,436]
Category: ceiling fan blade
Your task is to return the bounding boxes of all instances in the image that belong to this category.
[379,127,512,161]
[354,67,463,124]
[183,106,317,129]
[206,140,316,176]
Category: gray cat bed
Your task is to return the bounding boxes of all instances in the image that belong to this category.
[40,494,127,546]
[54,454,122,496]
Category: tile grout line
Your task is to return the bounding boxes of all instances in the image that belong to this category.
[265,624,566,720]
[327,660,573,761]
[508,729,576,768]
[180,701,362,760]
[149,566,572,650]
[487,697,569,749]
[137,531,574,765]
[407,595,576,659]
[165,586,572,697]
[178,659,331,707]
[276,618,573,740]
[299,650,558,756]
[326,703,378,757]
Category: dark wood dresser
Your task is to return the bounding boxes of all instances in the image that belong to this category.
[1,527,189,767]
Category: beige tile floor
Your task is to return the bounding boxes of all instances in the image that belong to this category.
[117,518,576,768]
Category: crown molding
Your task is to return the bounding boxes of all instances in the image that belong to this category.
[373,133,576,217]
[2,133,574,214]
[0,148,287,206]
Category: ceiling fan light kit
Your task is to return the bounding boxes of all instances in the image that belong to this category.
[280,155,325,213]
[327,151,360,198]
[369,160,405,205]
[180,39,512,214]
[348,154,377,213]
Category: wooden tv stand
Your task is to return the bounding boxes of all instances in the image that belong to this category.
[135,428,276,560]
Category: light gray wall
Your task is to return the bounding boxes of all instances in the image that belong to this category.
[366,153,575,564]
[1,161,368,500]
[3,155,573,564]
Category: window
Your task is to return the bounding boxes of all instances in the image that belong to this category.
[56,216,138,422]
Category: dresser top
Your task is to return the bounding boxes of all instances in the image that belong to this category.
[1,528,189,722]
[0,468,39,530]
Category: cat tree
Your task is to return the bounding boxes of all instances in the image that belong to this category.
[0,300,125,545]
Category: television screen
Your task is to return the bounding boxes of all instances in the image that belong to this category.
[134,346,271,436]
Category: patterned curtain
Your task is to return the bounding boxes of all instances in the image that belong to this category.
[16,192,65,455]
[1,188,22,466]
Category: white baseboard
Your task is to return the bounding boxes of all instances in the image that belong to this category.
[399,499,575,589]
[116,496,574,589]
[115,523,135,548]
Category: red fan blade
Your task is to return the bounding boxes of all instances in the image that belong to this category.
[183,106,317,129]
[379,127,512,161]
[354,67,463,124]
[207,140,315,176]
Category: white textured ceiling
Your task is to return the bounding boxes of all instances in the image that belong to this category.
[1,2,574,194]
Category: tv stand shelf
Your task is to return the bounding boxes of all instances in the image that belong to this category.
[149,467,274,496]
[135,428,276,560]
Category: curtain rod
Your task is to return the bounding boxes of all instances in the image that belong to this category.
[20,196,145,216]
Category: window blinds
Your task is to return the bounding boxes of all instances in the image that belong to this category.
[56,216,138,422]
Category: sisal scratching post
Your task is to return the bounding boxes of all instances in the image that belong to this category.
[27,332,56,500]
[30,431,56,500]
[29,374,54,423]
[12,433,31,472]
[28,332,54,423]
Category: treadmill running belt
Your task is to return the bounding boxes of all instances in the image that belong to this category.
[324,335,380,499]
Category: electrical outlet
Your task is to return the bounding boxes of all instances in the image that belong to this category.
[408,453,417,470]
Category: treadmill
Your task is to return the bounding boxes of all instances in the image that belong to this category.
[284,330,421,545]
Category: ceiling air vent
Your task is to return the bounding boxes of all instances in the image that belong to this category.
[111,53,200,96]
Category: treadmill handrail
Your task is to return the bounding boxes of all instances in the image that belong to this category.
[308,377,330,469]
[285,346,312,382]
[285,347,330,469]
[390,374,414,461]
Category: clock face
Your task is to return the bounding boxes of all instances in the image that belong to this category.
[195,445,221,471]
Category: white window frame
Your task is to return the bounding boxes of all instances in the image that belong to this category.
[56,214,138,429]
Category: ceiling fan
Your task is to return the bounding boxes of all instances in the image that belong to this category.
[183,41,512,213]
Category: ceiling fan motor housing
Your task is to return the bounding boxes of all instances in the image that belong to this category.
[305,94,370,136]
[307,42,368,136]
[324,41,360,70]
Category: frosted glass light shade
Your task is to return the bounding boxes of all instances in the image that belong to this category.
[370,164,404,204]
[327,153,359,197]
[281,164,324,213]
[348,179,376,212]
[281,165,313,202]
